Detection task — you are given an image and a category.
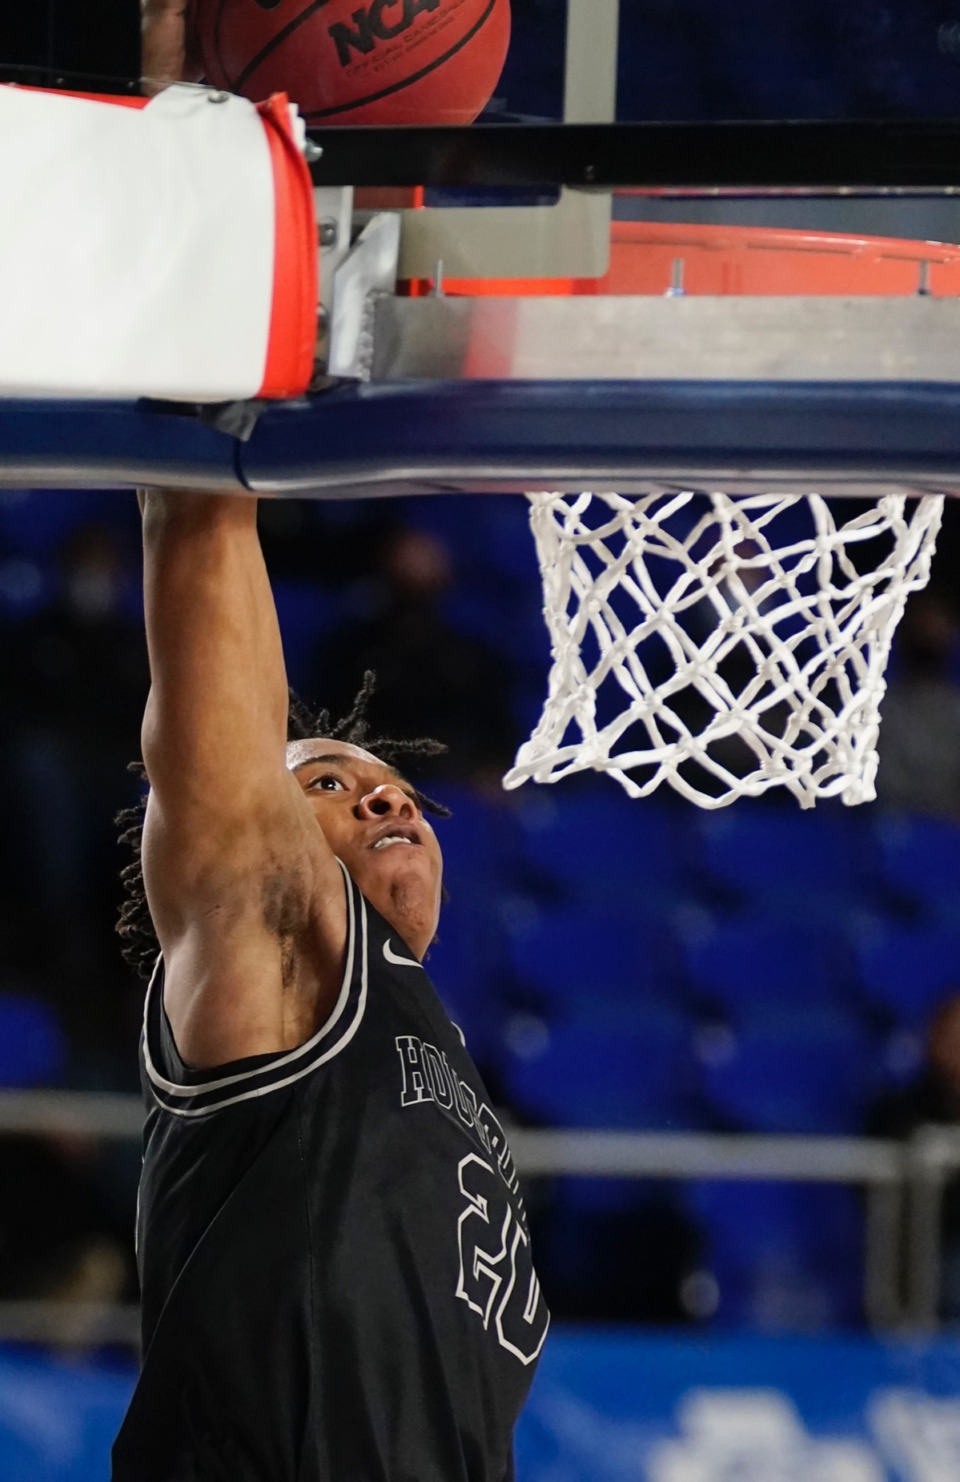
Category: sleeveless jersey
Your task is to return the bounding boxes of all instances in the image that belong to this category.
[112,862,549,1482]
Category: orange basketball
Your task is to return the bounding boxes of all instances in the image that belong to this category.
[191,0,512,126]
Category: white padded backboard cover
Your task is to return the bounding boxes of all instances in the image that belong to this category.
[0,85,317,402]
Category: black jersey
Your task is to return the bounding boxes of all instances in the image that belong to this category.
[112,862,549,1482]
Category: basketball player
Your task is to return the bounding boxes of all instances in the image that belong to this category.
[114,13,548,1469]
[111,484,548,1481]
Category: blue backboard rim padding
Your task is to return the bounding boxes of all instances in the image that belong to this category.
[0,398,245,492]
[3,380,960,497]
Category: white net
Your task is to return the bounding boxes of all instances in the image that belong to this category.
[504,490,944,809]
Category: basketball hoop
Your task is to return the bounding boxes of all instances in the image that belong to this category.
[493,225,960,809]
[503,488,942,809]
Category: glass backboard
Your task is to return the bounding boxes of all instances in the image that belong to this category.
[6,2,960,165]
[503,0,960,127]
[5,0,960,503]
[294,0,960,264]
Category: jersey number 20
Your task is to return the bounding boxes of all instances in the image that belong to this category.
[456,1153,549,1366]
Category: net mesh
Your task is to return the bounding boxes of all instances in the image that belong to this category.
[504,490,944,809]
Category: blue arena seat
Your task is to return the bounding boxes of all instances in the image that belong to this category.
[679,916,848,1016]
[504,903,675,1019]
[441,589,538,657]
[497,1008,696,1131]
[420,789,528,1060]
[0,554,52,620]
[697,1009,874,1135]
[271,581,343,696]
[430,785,521,894]
[0,994,66,1089]
[0,487,123,561]
[693,806,870,919]
[686,1180,864,1329]
[871,813,960,921]
[853,919,960,1028]
[395,494,538,587]
[429,892,511,1065]
[498,999,702,1222]
[513,790,688,908]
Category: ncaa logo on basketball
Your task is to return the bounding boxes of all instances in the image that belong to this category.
[191,0,508,127]
[328,0,446,68]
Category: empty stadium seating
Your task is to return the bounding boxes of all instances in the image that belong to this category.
[853,918,960,1029]
[871,812,960,921]
[686,1180,864,1329]
[497,1009,697,1131]
[694,805,870,920]
[678,916,850,1018]
[0,994,66,1088]
[695,1008,876,1135]
[513,790,689,909]
[503,904,675,1019]
[4,480,960,1338]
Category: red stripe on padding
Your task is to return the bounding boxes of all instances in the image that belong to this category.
[255,94,318,400]
[7,86,149,108]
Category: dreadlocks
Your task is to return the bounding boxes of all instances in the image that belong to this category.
[115,673,450,980]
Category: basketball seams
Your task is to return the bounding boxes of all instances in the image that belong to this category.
[233,0,335,97]
[213,0,237,90]
[301,0,500,120]
[208,0,503,121]
[198,0,507,126]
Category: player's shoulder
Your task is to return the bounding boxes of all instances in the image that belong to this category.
[141,863,373,1117]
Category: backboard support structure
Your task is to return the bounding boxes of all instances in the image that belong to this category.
[5,17,960,494]
[388,0,618,283]
[7,0,960,805]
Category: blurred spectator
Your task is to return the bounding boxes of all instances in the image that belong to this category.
[258,500,389,590]
[876,589,960,819]
[0,520,148,1076]
[530,1186,704,1325]
[307,524,519,785]
[0,989,137,1347]
[0,1133,136,1344]
[867,991,960,1319]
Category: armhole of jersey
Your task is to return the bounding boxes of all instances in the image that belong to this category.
[142,860,369,1117]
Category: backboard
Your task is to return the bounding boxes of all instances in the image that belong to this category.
[287,0,960,292]
[5,0,960,495]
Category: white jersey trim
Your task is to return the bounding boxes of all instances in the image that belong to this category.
[143,860,369,1115]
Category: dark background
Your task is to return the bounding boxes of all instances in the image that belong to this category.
[7,1,960,121]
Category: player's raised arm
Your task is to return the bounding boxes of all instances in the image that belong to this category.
[138,491,345,1068]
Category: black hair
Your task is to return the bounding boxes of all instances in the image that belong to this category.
[115,672,449,980]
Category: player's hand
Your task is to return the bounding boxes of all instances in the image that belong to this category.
[141,0,204,95]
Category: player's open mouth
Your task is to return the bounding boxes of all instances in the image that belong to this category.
[371,826,422,850]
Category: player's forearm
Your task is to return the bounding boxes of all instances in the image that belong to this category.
[140,491,290,799]
[141,0,203,93]
[141,0,187,92]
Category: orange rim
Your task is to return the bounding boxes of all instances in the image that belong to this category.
[400,219,960,298]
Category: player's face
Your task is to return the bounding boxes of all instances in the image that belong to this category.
[287,738,443,959]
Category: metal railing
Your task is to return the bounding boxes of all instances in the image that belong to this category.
[0,1091,952,1343]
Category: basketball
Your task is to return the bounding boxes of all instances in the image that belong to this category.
[190,0,511,127]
